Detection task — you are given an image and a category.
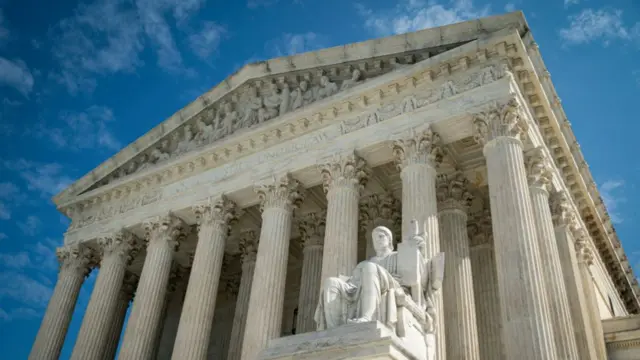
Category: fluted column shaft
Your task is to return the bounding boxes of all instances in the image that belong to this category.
[71,232,137,360]
[103,283,133,360]
[240,175,302,360]
[172,197,238,360]
[437,175,479,360]
[393,127,445,359]
[576,235,608,360]
[29,245,92,360]
[228,233,257,360]
[468,215,504,360]
[526,149,580,360]
[119,215,186,360]
[319,153,367,283]
[296,211,325,333]
[552,193,598,359]
[157,269,189,360]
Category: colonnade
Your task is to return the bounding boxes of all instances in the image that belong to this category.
[29,101,605,360]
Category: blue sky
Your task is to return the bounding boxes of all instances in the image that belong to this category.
[0,0,638,358]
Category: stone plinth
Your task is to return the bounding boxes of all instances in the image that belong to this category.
[259,321,426,360]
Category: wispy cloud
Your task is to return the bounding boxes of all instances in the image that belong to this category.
[0,272,53,309]
[504,3,516,12]
[0,57,35,97]
[600,179,626,224]
[355,0,489,36]
[18,216,42,236]
[188,21,227,59]
[0,181,24,220]
[1,159,74,198]
[559,8,640,46]
[31,105,121,152]
[0,9,9,45]
[265,32,327,57]
[564,0,580,8]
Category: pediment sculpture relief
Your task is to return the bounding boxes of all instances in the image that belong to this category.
[92,61,418,191]
[315,219,444,360]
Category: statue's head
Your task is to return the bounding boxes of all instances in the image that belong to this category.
[372,226,393,254]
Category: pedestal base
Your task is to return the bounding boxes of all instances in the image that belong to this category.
[258,321,428,360]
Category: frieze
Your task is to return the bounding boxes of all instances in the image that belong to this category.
[66,59,511,232]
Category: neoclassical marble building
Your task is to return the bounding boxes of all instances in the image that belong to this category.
[29,11,640,360]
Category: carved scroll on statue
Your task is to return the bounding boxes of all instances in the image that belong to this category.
[397,219,424,305]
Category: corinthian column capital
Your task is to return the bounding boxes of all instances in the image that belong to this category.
[319,152,368,194]
[392,126,443,169]
[255,174,304,212]
[297,211,326,248]
[142,214,188,251]
[473,98,528,146]
[574,230,595,266]
[56,244,93,277]
[436,172,473,212]
[525,147,552,191]
[98,230,140,265]
[193,196,241,231]
[550,191,578,229]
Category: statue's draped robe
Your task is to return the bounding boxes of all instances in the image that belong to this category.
[315,251,428,330]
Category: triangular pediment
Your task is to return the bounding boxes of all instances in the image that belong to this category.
[53,12,528,207]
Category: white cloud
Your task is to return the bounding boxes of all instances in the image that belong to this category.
[18,215,42,236]
[265,32,327,57]
[0,252,31,268]
[189,21,227,59]
[600,179,626,223]
[0,272,53,308]
[356,0,490,36]
[31,105,121,152]
[559,8,639,46]
[0,203,9,220]
[247,0,280,9]
[0,182,23,220]
[564,0,579,7]
[2,159,74,198]
[0,57,34,97]
[504,3,516,12]
[0,307,39,322]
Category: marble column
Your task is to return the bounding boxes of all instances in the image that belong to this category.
[468,211,504,360]
[103,272,138,360]
[319,152,368,283]
[551,192,598,360]
[172,196,238,359]
[526,148,580,359]
[296,211,325,334]
[29,244,93,360]
[157,266,190,360]
[118,215,187,360]
[436,173,480,360]
[392,126,445,359]
[227,229,258,360]
[240,175,303,360]
[473,99,557,360]
[575,230,608,360]
[359,192,401,258]
[71,231,139,360]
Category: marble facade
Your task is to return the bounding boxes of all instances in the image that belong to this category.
[29,12,640,360]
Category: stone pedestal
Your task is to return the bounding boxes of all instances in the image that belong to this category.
[228,229,258,360]
[392,126,445,359]
[29,245,92,360]
[71,231,137,360]
[296,211,325,334]
[436,173,479,360]
[118,215,187,360]
[526,149,580,359]
[474,100,557,360]
[240,175,303,360]
[172,197,238,359]
[319,153,367,283]
[259,322,426,360]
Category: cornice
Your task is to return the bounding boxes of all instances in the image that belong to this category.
[52,12,528,207]
[504,30,640,311]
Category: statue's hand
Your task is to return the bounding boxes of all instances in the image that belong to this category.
[431,279,442,291]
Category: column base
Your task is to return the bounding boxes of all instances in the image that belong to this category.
[258,321,429,360]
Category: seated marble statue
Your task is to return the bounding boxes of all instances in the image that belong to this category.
[314,220,444,334]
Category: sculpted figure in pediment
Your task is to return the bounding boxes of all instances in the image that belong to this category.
[340,68,364,91]
[240,86,263,128]
[263,81,285,120]
[215,101,237,137]
[291,80,314,110]
[194,117,215,146]
[173,125,196,157]
[316,75,338,100]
